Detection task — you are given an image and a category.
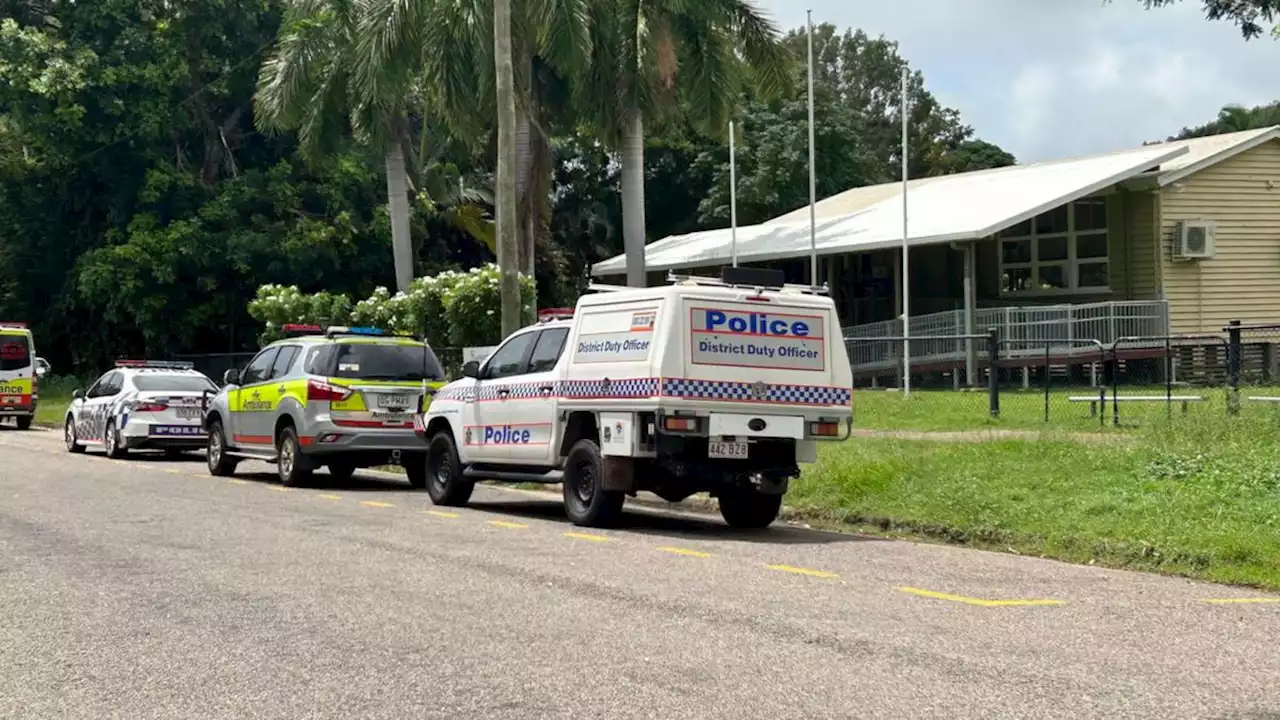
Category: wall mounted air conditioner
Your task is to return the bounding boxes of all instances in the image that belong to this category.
[1173,220,1216,260]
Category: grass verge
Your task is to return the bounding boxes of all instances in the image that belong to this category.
[792,414,1280,589]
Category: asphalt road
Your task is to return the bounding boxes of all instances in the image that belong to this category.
[3,427,1279,719]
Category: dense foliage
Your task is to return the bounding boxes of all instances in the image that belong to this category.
[0,0,1023,372]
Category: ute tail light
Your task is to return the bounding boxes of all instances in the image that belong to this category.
[809,421,840,437]
[662,416,699,432]
[307,379,353,402]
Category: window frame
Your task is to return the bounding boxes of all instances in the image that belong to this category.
[481,330,539,380]
[526,328,570,374]
[998,198,1111,298]
[240,348,280,386]
[269,345,301,380]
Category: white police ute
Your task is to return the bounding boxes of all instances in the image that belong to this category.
[64,360,219,458]
[414,267,853,529]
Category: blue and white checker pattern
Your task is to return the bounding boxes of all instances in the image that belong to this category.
[661,378,851,407]
[560,378,660,399]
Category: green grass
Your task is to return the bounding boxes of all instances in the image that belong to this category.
[33,375,80,428]
[850,386,1273,433]
[791,413,1280,589]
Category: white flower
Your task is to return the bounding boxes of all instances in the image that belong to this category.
[486,310,495,316]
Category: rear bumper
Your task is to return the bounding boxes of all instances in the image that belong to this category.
[0,406,34,417]
[301,417,429,455]
[121,421,206,448]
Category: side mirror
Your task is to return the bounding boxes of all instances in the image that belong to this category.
[222,368,240,386]
[461,360,480,379]
[34,358,49,377]
[71,388,83,400]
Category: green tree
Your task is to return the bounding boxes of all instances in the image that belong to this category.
[1134,0,1280,38]
[582,0,793,287]
[1170,102,1280,139]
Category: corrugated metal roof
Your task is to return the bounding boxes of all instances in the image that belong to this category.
[592,143,1189,277]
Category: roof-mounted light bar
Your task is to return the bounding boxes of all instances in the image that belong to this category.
[324,325,418,339]
[0,321,28,328]
[115,359,195,370]
[281,323,324,336]
[537,308,575,322]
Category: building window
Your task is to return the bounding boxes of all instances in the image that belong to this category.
[998,198,1110,296]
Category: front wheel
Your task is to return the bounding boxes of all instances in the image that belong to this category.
[103,420,128,459]
[718,490,782,529]
[422,433,473,505]
[562,439,624,527]
[15,415,32,431]
[206,420,238,476]
[276,426,312,487]
[64,416,85,454]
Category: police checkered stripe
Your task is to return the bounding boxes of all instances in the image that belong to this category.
[559,378,659,398]
[660,378,850,406]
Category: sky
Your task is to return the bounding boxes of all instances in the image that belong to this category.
[756,0,1280,163]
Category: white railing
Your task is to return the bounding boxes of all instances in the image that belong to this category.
[843,300,1170,374]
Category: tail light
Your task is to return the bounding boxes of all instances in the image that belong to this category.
[809,421,840,437]
[131,401,168,413]
[307,379,352,402]
[663,416,699,432]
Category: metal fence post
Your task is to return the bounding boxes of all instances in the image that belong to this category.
[987,327,1000,417]
[1228,319,1242,416]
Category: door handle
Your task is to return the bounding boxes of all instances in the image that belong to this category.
[277,385,287,392]
[251,390,260,397]
[497,388,510,396]
[538,386,554,393]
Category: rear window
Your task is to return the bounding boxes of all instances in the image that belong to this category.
[133,374,217,393]
[327,342,445,382]
[0,335,31,372]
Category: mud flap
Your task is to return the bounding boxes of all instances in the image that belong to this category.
[601,455,636,492]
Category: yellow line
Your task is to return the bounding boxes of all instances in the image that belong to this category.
[659,546,712,558]
[227,479,248,485]
[564,532,610,542]
[767,564,838,579]
[318,494,342,501]
[1202,597,1280,604]
[424,510,460,518]
[266,485,291,492]
[360,500,394,508]
[896,586,1063,607]
[488,520,528,529]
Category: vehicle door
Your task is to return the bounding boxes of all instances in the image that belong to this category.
[262,344,301,420]
[84,371,124,442]
[72,372,111,442]
[228,347,279,447]
[506,327,568,465]
[468,330,538,462]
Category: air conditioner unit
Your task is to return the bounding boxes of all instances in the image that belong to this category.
[1174,220,1216,260]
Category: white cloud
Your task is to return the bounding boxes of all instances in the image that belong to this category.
[754,0,1280,161]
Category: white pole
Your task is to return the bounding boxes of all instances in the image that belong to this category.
[901,65,911,397]
[730,120,738,267]
[806,9,817,286]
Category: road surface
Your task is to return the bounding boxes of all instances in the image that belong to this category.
[2,426,1279,719]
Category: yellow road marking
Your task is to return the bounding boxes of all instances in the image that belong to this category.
[424,510,460,519]
[659,547,712,558]
[489,520,528,529]
[767,564,838,579]
[266,485,291,493]
[896,586,1063,607]
[163,468,185,475]
[1202,597,1280,604]
[318,494,342,501]
[227,479,248,485]
[564,532,610,542]
[359,500,394,508]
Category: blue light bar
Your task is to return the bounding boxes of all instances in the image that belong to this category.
[325,325,416,338]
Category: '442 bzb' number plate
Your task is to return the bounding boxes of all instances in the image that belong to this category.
[708,441,749,459]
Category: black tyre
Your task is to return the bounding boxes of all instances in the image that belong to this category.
[326,461,356,483]
[276,425,312,487]
[15,415,32,431]
[103,420,128,459]
[422,433,473,505]
[718,490,782,529]
[206,419,238,477]
[64,416,85,454]
[562,438,624,527]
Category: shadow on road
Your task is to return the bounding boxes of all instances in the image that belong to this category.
[467,496,874,546]
[232,470,418,493]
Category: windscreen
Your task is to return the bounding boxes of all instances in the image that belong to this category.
[133,374,218,393]
[329,342,445,382]
[0,335,31,372]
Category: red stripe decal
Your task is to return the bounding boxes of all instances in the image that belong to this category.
[234,434,273,445]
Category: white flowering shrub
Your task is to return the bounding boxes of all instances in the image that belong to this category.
[247,264,535,349]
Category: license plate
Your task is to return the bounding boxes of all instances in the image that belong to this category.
[176,407,202,420]
[376,394,411,409]
[708,441,749,459]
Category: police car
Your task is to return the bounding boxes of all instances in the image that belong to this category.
[201,325,446,486]
[414,267,853,529]
[64,360,218,457]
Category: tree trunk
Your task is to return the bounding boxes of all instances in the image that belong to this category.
[385,143,414,293]
[621,111,647,287]
[494,0,522,337]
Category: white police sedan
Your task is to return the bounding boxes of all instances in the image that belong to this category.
[64,360,218,458]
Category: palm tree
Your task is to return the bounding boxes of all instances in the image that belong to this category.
[494,0,521,335]
[582,0,791,287]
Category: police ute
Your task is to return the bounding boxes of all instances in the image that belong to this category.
[65,360,218,458]
[414,267,853,529]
